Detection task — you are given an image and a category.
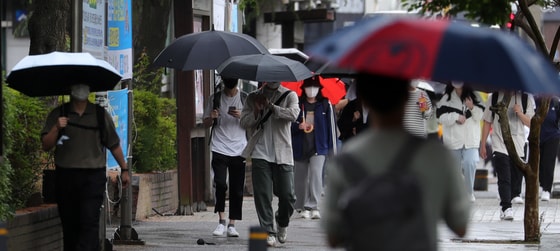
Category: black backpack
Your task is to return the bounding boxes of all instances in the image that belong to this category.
[58,102,106,143]
[491,92,528,119]
[335,136,431,251]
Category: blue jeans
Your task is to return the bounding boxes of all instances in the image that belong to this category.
[451,147,479,196]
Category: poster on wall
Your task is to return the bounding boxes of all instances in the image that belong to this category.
[213,0,226,31]
[107,0,133,80]
[83,0,106,59]
[96,89,129,169]
[194,18,205,121]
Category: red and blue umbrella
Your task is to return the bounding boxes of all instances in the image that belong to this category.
[306,15,560,94]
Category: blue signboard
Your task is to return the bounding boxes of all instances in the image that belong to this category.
[107,0,133,79]
[105,89,128,169]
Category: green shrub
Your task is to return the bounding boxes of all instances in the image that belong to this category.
[1,85,50,220]
[132,90,176,173]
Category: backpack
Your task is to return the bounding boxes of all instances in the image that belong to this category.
[59,102,106,142]
[335,136,430,251]
[491,92,528,119]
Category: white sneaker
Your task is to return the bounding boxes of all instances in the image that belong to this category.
[299,210,311,219]
[212,224,226,236]
[266,235,277,247]
[511,196,524,204]
[226,226,239,237]
[277,226,287,243]
[311,210,321,219]
[500,208,514,221]
[541,191,551,202]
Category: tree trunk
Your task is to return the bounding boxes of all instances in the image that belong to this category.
[495,94,549,242]
[132,0,172,65]
[27,0,70,55]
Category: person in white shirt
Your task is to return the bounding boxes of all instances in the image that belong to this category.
[437,82,484,202]
[479,91,535,220]
[404,81,433,138]
[203,78,247,237]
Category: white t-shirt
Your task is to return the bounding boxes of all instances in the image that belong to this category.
[482,92,535,157]
[203,90,247,156]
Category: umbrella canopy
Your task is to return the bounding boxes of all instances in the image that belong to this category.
[153,29,269,70]
[6,51,122,97]
[217,54,313,82]
[306,15,560,94]
[282,76,347,104]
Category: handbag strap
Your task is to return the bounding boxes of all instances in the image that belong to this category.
[256,90,292,129]
[337,135,423,183]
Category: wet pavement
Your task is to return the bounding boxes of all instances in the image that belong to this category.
[106,164,560,251]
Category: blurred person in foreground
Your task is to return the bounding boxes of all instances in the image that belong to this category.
[322,74,470,250]
[41,84,129,251]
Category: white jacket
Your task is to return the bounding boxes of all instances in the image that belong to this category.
[437,91,484,150]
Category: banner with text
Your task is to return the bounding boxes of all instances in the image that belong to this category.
[107,0,133,80]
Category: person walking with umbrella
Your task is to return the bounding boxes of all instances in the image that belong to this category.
[291,77,335,220]
[240,81,300,247]
[41,84,129,251]
[202,78,247,237]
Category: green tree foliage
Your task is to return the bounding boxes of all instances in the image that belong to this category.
[133,49,165,94]
[132,90,176,173]
[402,0,513,26]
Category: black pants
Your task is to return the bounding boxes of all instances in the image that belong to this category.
[55,167,106,251]
[492,152,523,211]
[540,138,560,192]
[212,152,246,220]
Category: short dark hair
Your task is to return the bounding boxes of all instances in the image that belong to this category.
[223,78,238,86]
[356,73,409,115]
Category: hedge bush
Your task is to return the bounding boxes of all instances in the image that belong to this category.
[1,85,50,221]
[131,90,176,173]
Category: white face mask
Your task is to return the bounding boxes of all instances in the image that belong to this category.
[304,86,320,98]
[71,84,90,101]
[451,81,464,88]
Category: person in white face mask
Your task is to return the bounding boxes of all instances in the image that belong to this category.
[240,81,300,247]
[291,77,335,221]
[40,83,129,250]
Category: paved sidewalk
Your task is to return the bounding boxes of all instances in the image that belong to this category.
[106,169,560,250]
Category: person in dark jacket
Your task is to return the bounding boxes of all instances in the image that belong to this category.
[291,77,335,220]
[536,96,560,201]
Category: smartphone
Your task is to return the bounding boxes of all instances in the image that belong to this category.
[228,106,236,112]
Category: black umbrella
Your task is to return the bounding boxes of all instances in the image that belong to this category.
[153,29,269,71]
[6,51,122,97]
[217,54,313,82]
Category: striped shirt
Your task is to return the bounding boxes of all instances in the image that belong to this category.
[404,88,433,138]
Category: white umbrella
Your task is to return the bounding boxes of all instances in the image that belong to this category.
[7,51,122,97]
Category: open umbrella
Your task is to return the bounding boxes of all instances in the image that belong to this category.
[153,29,269,70]
[306,15,560,94]
[217,54,313,82]
[282,76,347,104]
[6,51,122,97]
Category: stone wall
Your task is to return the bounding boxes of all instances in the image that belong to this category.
[6,204,62,251]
